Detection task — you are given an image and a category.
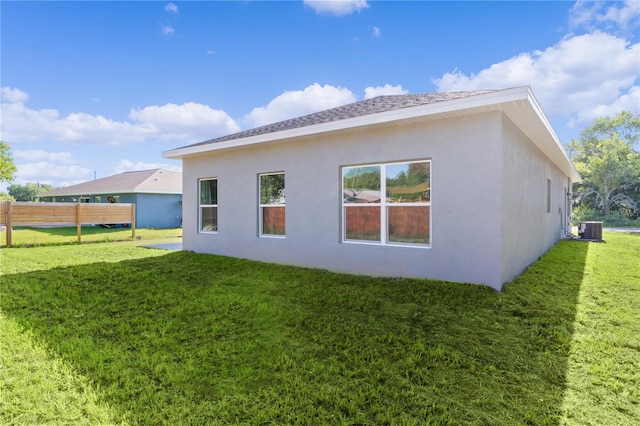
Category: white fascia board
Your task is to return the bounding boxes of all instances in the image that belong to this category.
[163,87,534,160]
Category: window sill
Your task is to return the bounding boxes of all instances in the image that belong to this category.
[259,234,286,239]
[342,240,431,249]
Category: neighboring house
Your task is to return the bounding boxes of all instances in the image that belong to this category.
[40,169,182,229]
[163,86,580,290]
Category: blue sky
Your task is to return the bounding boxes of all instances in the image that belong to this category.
[1,0,638,189]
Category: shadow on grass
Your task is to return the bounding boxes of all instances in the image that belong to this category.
[1,240,589,424]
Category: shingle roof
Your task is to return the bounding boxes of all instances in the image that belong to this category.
[163,87,580,182]
[42,169,182,196]
[180,90,498,150]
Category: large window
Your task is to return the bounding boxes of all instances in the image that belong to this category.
[199,178,217,233]
[342,160,431,247]
[259,172,285,237]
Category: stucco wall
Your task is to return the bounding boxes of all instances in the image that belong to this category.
[500,115,571,284]
[182,111,510,289]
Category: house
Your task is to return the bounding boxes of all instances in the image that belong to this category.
[40,169,182,229]
[163,86,580,290]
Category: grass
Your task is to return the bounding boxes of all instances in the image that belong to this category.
[0,226,182,247]
[0,232,638,425]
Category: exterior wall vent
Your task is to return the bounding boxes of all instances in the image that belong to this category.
[578,221,603,241]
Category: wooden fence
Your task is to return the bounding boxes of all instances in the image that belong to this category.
[345,205,430,242]
[262,206,286,235]
[0,202,135,247]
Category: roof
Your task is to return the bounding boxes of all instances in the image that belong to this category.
[164,86,580,181]
[41,169,182,197]
[180,90,497,149]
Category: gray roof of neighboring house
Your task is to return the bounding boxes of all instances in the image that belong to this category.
[41,169,182,197]
[180,90,498,150]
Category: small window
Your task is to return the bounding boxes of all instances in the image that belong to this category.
[547,179,551,213]
[80,197,90,203]
[259,172,285,236]
[199,178,218,233]
[95,196,101,203]
[342,160,431,247]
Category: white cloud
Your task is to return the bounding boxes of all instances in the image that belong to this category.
[12,155,182,187]
[1,88,239,146]
[111,159,182,175]
[129,102,240,141]
[15,161,92,187]
[1,86,28,103]
[364,84,408,99]
[304,0,369,16]
[372,26,381,38]
[244,83,358,127]
[11,149,92,187]
[162,25,175,36]
[164,2,178,13]
[570,85,640,127]
[13,150,76,164]
[570,0,640,31]
[1,98,154,144]
[433,31,639,127]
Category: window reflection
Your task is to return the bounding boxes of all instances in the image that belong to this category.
[385,162,430,203]
[199,178,217,233]
[343,166,381,203]
[388,205,430,244]
[260,173,285,236]
[345,206,381,241]
[342,160,431,246]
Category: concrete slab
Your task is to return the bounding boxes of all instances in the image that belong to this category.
[142,243,182,250]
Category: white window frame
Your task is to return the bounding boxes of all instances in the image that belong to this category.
[342,160,431,248]
[259,172,286,238]
[199,178,218,234]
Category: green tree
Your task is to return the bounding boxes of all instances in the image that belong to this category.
[0,141,18,184]
[260,174,285,204]
[7,182,53,202]
[0,192,15,202]
[570,111,640,218]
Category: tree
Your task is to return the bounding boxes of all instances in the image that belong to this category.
[0,192,15,202]
[7,182,53,202]
[0,141,18,184]
[570,111,640,218]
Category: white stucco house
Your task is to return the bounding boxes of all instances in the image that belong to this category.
[164,86,580,291]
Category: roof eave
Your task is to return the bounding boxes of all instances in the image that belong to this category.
[502,89,581,182]
[162,87,533,160]
[163,86,580,182]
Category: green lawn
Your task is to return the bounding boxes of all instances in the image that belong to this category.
[1,233,638,425]
[1,226,181,247]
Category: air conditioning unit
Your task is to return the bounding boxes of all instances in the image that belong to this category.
[578,221,603,241]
